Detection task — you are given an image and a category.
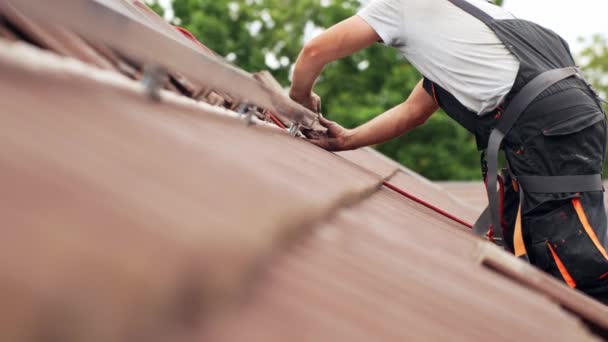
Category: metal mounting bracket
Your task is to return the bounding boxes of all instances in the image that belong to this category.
[141,65,168,101]
[237,103,256,126]
[288,123,300,137]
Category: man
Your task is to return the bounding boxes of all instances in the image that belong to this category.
[289,0,608,304]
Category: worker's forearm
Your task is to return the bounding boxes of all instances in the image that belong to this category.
[290,16,381,101]
[344,102,433,150]
[289,49,326,101]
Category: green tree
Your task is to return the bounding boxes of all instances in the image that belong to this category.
[577,34,608,173]
[145,0,494,180]
[144,0,165,16]
[578,34,608,112]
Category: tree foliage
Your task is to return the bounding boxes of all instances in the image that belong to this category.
[144,0,165,15]
[577,34,608,171]
[145,0,605,181]
[578,34,608,113]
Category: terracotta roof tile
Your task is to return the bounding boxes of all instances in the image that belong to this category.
[1,1,607,341]
[199,188,600,342]
[387,171,481,224]
[437,181,489,211]
[2,4,117,71]
[0,42,383,340]
[336,148,400,180]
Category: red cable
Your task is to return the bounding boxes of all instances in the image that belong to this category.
[267,110,470,229]
[267,112,287,129]
[383,180,473,229]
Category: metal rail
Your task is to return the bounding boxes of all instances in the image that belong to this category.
[3,0,319,129]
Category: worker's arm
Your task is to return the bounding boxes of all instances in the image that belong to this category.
[289,15,380,111]
[308,80,439,151]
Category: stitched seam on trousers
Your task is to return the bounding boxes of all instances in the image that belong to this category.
[572,198,608,261]
[547,242,577,288]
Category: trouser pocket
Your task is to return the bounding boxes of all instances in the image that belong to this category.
[524,196,608,289]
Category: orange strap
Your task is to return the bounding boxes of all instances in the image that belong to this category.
[547,242,577,288]
[572,198,608,260]
[513,201,527,258]
[513,190,607,285]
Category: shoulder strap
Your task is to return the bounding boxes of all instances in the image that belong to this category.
[445,0,494,25]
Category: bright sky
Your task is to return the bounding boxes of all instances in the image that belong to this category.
[502,0,608,53]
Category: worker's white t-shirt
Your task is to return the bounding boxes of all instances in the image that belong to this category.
[358,0,520,115]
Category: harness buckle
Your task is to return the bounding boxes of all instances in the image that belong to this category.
[492,236,504,247]
[480,151,488,178]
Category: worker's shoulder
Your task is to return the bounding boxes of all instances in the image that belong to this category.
[395,0,514,20]
[460,0,516,20]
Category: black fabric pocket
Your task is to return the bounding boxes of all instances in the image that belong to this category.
[506,102,606,194]
[542,106,604,136]
[524,198,608,288]
[527,240,554,274]
[513,118,606,182]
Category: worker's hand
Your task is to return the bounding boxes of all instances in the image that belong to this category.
[307,114,353,151]
[290,91,322,113]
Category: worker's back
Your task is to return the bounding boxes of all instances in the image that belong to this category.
[358,0,520,114]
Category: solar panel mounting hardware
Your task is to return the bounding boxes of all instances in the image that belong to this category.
[237,103,256,126]
[141,64,168,101]
[288,123,300,137]
[237,103,249,114]
[245,106,257,126]
[6,0,320,130]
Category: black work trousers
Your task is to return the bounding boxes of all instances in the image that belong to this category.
[502,85,608,304]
